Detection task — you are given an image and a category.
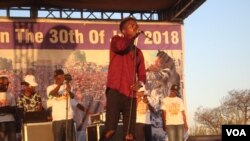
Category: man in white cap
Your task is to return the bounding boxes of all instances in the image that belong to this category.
[17,75,42,112]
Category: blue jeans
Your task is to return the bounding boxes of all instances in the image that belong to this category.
[166,125,184,141]
[52,119,75,141]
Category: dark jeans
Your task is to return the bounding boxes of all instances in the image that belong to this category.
[0,121,16,141]
[135,123,152,141]
[100,88,136,141]
[52,119,75,141]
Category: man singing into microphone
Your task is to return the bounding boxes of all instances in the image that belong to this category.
[100,17,146,141]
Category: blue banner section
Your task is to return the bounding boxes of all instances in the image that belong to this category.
[0,19,182,50]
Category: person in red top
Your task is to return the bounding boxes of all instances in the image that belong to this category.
[100,17,146,141]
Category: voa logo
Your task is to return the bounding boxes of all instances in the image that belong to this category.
[226,129,246,136]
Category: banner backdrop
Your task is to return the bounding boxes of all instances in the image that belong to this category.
[0,19,184,140]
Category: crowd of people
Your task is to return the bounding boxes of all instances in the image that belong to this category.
[0,17,188,141]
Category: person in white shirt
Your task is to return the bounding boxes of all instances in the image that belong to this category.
[135,84,156,141]
[47,69,75,141]
[160,84,188,141]
[0,75,17,141]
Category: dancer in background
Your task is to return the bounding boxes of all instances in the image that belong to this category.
[161,84,188,141]
[0,75,17,141]
[135,84,157,141]
[17,75,42,112]
[71,89,86,141]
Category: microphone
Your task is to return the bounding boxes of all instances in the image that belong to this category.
[137,30,153,40]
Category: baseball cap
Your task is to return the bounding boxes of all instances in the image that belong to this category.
[23,75,38,87]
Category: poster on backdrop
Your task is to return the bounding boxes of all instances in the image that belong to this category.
[0,19,185,141]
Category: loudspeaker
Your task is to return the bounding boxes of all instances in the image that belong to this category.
[23,122,53,141]
[86,123,123,141]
